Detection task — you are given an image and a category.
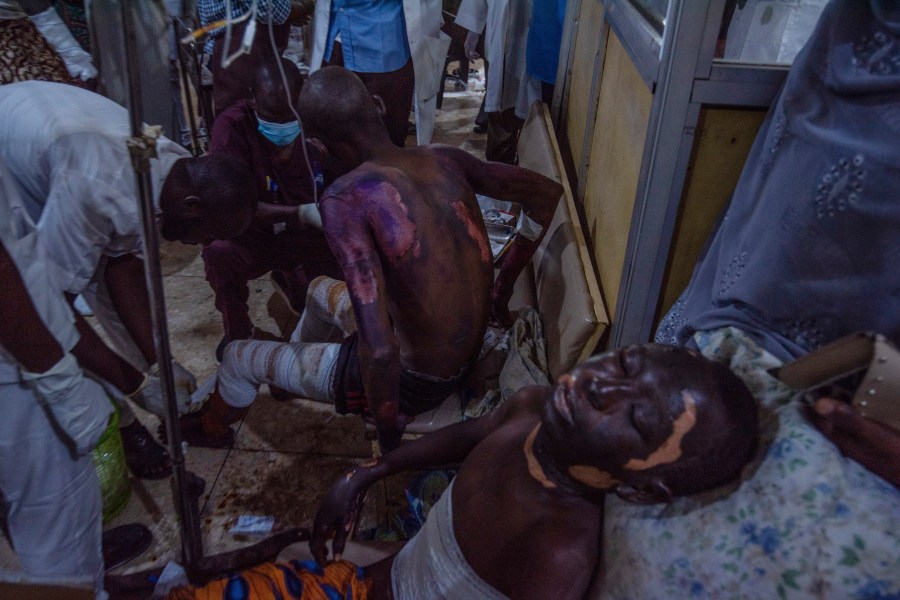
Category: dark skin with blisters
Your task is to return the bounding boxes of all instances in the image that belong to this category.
[304,67,561,448]
[320,147,558,446]
[311,345,756,600]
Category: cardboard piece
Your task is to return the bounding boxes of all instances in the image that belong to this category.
[772,332,900,432]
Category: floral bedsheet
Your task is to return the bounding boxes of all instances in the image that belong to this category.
[594,327,900,599]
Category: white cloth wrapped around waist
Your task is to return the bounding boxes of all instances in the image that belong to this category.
[391,480,508,600]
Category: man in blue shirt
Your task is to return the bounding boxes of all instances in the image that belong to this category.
[314,0,415,147]
[524,0,566,106]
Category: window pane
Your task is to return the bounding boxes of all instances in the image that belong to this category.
[715,0,828,66]
[628,0,669,36]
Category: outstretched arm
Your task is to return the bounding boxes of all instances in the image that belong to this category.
[310,397,517,564]
[104,253,155,367]
[436,145,562,326]
[321,189,404,451]
[66,296,144,394]
[103,254,197,413]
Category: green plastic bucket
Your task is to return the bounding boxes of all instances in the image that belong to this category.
[91,407,131,523]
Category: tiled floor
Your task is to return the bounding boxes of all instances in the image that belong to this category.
[0,82,485,591]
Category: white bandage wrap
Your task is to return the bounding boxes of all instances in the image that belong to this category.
[21,353,113,456]
[297,203,323,230]
[293,276,357,343]
[29,7,98,81]
[217,340,340,408]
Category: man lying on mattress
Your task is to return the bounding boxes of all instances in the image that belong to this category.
[168,344,758,599]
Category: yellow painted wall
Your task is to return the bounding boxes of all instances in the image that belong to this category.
[656,107,767,319]
[580,30,652,319]
[565,0,605,171]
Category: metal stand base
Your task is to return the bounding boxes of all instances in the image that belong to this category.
[105,528,310,596]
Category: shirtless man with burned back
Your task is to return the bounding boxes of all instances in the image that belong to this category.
[160,66,562,449]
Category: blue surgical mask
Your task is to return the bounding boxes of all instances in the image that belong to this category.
[257,115,301,147]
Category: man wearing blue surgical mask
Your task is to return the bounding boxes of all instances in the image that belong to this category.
[256,115,302,147]
[201,53,344,361]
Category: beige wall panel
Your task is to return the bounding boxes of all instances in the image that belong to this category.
[581,30,652,319]
[565,0,605,170]
[656,107,767,320]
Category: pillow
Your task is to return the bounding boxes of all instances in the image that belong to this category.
[593,327,900,599]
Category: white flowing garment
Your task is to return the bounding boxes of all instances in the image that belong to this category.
[0,80,189,368]
[455,0,531,114]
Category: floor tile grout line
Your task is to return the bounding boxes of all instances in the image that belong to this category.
[226,446,372,460]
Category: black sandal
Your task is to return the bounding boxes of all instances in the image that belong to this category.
[157,409,236,449]
[102,522,152,571]
[119,420,173,480]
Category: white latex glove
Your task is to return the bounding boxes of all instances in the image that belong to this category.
[128,361,197,415]
[21,353,114,456]
[171,360,198,403]
[29,7,98,81]
[297,203,323,230]
[464,30,481,61]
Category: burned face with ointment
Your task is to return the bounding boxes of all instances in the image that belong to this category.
[540,344,758,498]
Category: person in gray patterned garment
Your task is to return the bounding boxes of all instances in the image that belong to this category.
[656,0,900,364]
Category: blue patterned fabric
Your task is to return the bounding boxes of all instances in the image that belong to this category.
[197,0,291,51]
[198,0,291,29]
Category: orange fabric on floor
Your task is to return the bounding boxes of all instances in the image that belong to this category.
[166,559,371,600]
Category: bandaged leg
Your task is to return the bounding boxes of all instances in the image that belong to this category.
[217,339,340,408]
[293,276,357,343]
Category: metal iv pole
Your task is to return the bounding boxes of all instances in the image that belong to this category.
[119,0,203,572]
[110,3,306,592]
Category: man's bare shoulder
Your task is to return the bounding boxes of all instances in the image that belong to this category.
[460,384,548,440]
[426,143,480,165]
[322,163,409,206]
[498,384,550,422]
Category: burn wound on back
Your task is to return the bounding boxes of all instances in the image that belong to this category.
[624,391,697,471]
[359,180,420,259]
[452,201,491,264]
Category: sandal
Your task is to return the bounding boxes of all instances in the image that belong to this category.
[157,409,236,449]
[102,522,152,571]
[119,420,172,480]
[180,411,236,448]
